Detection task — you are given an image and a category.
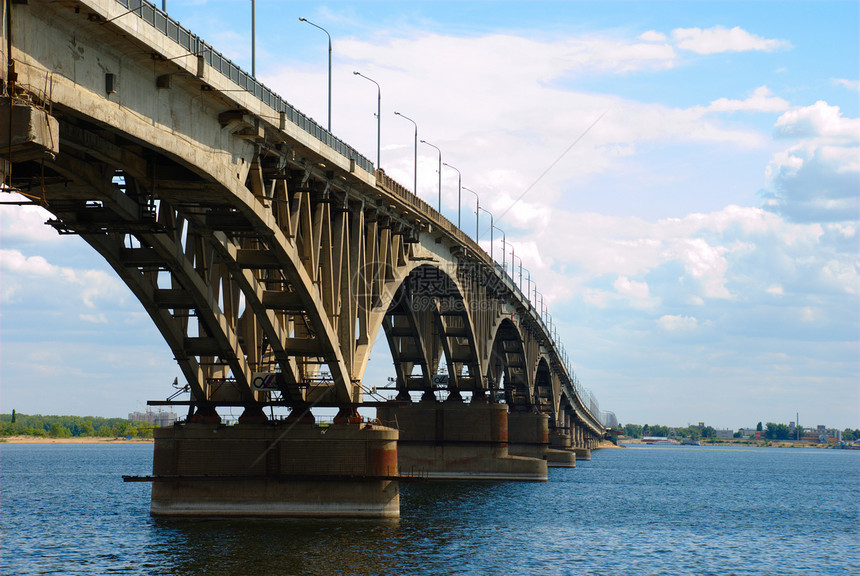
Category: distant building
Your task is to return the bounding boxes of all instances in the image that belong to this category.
[129,409,176,427]
[715,429,734,440]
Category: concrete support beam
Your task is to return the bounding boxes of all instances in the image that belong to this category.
[377,402,547,481]
[507,411,549,461]
[547,430,576,468]
[150,421,399,518]
[0,98,59,171]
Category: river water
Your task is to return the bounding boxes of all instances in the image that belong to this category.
[1,443,858,575]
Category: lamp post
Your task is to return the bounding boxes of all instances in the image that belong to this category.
[494,224,505,269]
[479,207,493,260]
[462,186,479,240]
[520,267,532,308]
[534,288,544,321]
[442,163,461,229]
[395,112,418,195]
[299,17,332,131]
[502,239,514,283]
[354,71,381,169]
[420,140,441,212]
[251,0,256,76]
[511,253,523,291]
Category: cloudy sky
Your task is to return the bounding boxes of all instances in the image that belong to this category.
[2,1,857,430]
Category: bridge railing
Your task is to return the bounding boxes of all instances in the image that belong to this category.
[110,0,605,431]
[113,0,375,175]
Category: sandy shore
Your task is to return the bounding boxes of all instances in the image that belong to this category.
[1,436,153,444]
[597,440,624,449]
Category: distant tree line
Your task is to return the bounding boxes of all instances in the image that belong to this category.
[0,412,156,439]
[622,421,860,442]
[621,423,717,439]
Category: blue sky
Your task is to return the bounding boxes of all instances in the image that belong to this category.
[1,1,857,430]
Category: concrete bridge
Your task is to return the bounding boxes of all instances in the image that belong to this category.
[3,0,614,517]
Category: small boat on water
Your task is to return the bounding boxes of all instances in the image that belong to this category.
[681,438,702,446]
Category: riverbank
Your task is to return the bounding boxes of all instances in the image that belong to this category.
[618,437,853,449]
[597,440,624,449]
[1,436,153,444]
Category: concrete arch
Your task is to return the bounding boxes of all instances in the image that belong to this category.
[487,319,531,409]
[533,357,553,415]
[359,263,485,400]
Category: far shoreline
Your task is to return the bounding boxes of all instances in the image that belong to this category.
[1,436,153,444]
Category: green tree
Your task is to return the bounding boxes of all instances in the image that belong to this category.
[81,421,95,437]
[48,422,72,438]
[765,422,792,440]
[756,422,763,432]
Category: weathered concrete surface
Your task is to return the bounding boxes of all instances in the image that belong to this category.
[377,402,547,481]
[507,411,549,461]
[546,430,576,467]
[151,422,399,518]
[573,447,592,461]
[547,449,576,467]
[0,98,59,163]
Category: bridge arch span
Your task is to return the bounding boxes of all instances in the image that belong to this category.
[5,0,609,438]
[360,263,485,402]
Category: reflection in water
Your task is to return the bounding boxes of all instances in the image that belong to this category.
[144,482,506,576]
[149,517,402,575]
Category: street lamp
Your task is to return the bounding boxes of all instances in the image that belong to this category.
[462,186,479,240]
[511,253,523,291]
[520,266,532,307]
[251,0,256,76]
[395,111,418,195]
[479,207,493,260]
[502,239,514,283]
[534,288,545,322]
[354,71,381,169]
[421,140,441,212]
[492,223,505,267]
[442,162,461,229]
[299,17,332,131]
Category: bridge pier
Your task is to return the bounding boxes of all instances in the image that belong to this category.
[376,401,547,481]
[507,411,548,460]
[547,430,577,468]
[150,419,399,518]
[570,425,592,461]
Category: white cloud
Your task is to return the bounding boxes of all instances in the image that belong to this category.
[762,102,859,223]
[0,249,55,276]
[0,198,60,244]
[834,79,860,92]
[266,29,767,207]
[0,249,127,309]
[658,314,698,331]
[614,275,650,299]
[774,101,860,140]
[671,26,791,55]
[639,30,668,43]
[676,238,731,299]
[527,204,857,315]
[706,86,790,114]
